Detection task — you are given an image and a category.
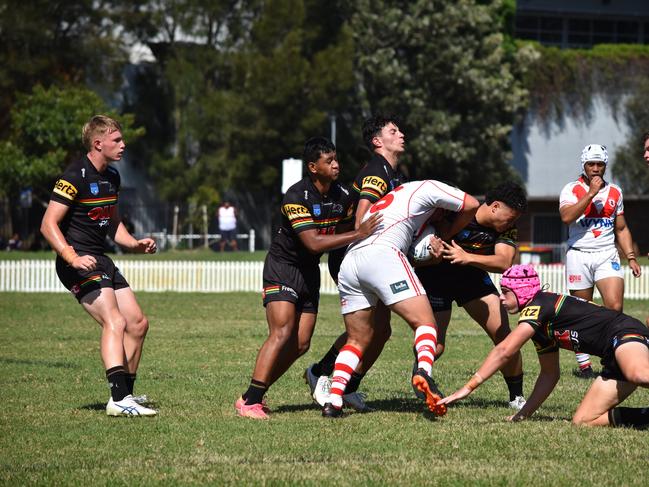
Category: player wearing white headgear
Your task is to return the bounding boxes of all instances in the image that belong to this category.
[559,143,641,377]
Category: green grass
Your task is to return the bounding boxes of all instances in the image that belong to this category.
[1,293,648,485]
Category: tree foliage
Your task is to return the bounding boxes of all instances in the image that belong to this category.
[348,0,534,193]
[0,85,143,201]
[612,81,649,195]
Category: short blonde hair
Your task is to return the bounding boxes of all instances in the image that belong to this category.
[82,115,122,151]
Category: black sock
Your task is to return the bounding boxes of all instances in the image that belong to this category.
[609,407,649,429]
[345,372,365,394]
[126,373,136,395]
[504,373,524,401]
[106,366,129,401]
[242,379,268,405]
[313,345,340,376]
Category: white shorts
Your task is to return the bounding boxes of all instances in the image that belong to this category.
[338,244,425,314]
[565,246,623,290]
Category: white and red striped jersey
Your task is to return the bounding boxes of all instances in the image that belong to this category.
[559,176,624,250]
[350,180,467,253]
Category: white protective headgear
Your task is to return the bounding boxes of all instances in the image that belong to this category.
[580,144,608,172]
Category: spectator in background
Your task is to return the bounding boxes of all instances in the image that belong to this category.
[559,143,641,378]
[7,233,22,251]
[218,200,238,252]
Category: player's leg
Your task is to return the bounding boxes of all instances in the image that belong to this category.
[267,309,317,385]
[595,277,624,312]
[566,249,596,376]
[81,288,156,416]
[390,295,446,415]
[569,288,596,377]
[463,294,525,407]
[572,376,636,427]
[411,308,449,400]
[323,307,375,417]
[114,287,149,395]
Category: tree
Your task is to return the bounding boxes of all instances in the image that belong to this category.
[612,81,649,195]
[348,0,534,193]
[0,85,142,236]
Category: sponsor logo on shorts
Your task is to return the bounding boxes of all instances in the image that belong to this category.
[71,284,80,295]
[362,176,387,194]
[568,274,581,283]
[390,280,409,294]
[611,261,620,271]
[340,298,347,307]
[519,305,540,320]
[53,179,78,200]
[283,204,311,220]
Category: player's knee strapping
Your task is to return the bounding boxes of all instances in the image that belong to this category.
[330,345,362,408]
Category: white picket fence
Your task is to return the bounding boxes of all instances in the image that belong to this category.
[1,260,648,298]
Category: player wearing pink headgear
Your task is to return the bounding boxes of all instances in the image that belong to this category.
[440,264,649,429]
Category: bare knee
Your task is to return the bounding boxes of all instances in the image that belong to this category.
[103,312,127,335]
[572,414,597,427]
[296,338,311,357]
[623,370,649,387]
[127,315,149,338]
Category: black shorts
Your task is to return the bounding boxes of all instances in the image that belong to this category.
[221,229,236,241]
[262,253,320,313]
[599,317,649,381]
[56,254,129,302]
[415,262,498,312]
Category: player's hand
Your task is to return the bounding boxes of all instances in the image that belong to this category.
[428,236,444,263]
[630,259,641,278]
[71,255,97,271]
[357,213,382,238]
[134,238,157,254]
[441,240,470,265]
[587,176,604,196]
[438,386,472,406]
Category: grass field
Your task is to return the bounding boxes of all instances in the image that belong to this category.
[1,292,648,485]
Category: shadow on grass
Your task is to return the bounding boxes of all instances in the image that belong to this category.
[80,402,106,411]
[0,357,79,369]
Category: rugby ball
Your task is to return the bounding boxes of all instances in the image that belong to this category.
[408,224,438,263]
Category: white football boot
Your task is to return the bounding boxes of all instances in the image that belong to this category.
[106,395,157,416]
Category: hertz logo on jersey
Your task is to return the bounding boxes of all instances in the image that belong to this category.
[283,204,311,220]
[362,176,387,194]
[519,305,540,321]
[53,179,78,200]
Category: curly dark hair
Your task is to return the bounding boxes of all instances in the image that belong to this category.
[303,136,336,164]
[643,131,649,144]
[361,114,401,151]
[485,182,528,213]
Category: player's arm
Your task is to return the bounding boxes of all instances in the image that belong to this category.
[439,323,536,406]
[298,212,381,254]
[509,351,560,422]
[354,198,373,230]
[441,240,516,272]
[40,201,97,271]
[113,220,157,254]
[436,194,479,241]
[559,178,604,224]
[614,214,641,277]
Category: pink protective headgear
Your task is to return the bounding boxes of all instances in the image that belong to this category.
[500,264,541,309]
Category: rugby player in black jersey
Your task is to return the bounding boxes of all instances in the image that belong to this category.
[441,264,649,429]
[415,182,528,409]
[235,137,381,419]
[40,115,158,417]
[305,115,408,412]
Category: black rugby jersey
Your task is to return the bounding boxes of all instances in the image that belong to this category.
[49,156,120,255]
[518,292,635,357]
[269,177,354,267]
[352,153,407,204]
[452,217,517,255]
